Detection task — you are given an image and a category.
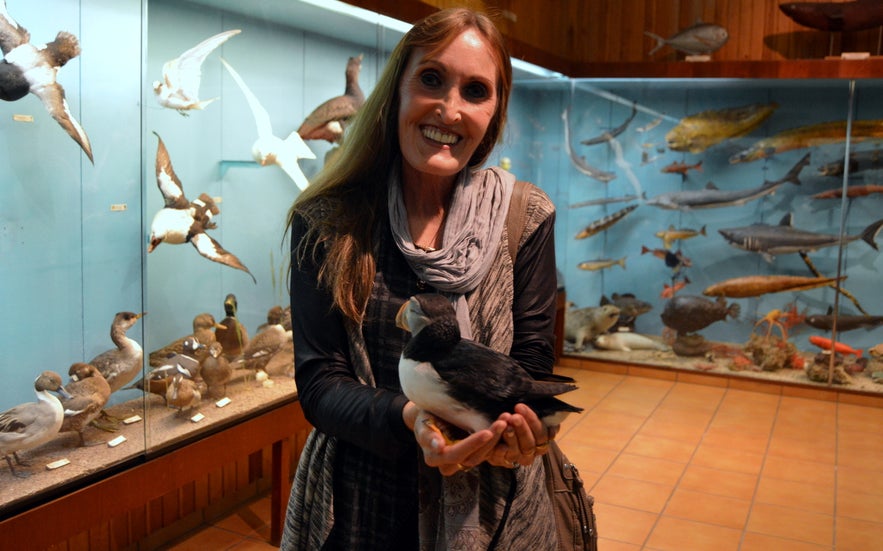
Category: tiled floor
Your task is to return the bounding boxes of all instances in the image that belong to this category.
[163,367,883,550]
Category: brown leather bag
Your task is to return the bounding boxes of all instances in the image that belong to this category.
[507,181,599,551]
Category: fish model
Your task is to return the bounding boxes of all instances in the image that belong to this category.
[148,133,256,283]
[818,149,883,177]
[645,22,729,56]
[647,153,809,210]
[153,29,240,114]
[574,204,638,239]
[661,276,690,298]
[569,193,640,209]
[593,332,670,352]
[577,257,626,272]
[719,213,883,261]
[661,160,702,179]
[641,246,691,270]
[601,293,652,331]
[806,311,883,332]
[666,103,779,154]
[779,1,883,32]
[220,58,316,190]
[298,54,366,143]
[703,274,845,298]
[730,120,883,164]
[655,225,706,250]
[565,304,621,351]
[580,102,638,146]
[808,335,862,357]
[813,184,883,200]
[0,0,93,162]
[660,294,740,336]
[562,105,616,183]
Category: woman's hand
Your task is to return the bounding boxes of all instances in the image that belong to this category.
[487,403,556,468]
[412,408,507,476]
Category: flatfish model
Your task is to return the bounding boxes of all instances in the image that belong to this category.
[666,103,779,154]
[661,295,740,335]
[730,120,883,163]
[645,22,729,56]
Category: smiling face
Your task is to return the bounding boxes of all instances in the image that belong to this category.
[397,29,499,185]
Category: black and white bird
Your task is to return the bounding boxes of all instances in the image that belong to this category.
[148,132,256,283]
[0,0,93,161]
[395,294,582,436]
[153,29,240,114]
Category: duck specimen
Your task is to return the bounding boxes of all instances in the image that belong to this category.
[0,371,71,478]
[0,0,93,161]
[297,54,365,143]
[215,293,249,360]
[90,311,146,394]
[220,57,316,190]
[149,312,221,367]
[153,29,240,114]
[255,305,284,334]
[60,363,111,446]
[166,374,201,417]
[130,336,204,402]
[148,133,256,283]
[240,318,291,374]
[395,294,582,437]
[201,341,232,398]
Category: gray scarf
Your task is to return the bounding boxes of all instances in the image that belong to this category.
[389,166,515,338]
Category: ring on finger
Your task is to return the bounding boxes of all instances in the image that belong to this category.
[535,442,550,454]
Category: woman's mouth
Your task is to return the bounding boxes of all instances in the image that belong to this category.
[421,126,460,145]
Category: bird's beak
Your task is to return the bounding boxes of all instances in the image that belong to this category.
[56,386,73,400]
[395,301,410,332]
[215,323,226,330]
[137,312,147,319]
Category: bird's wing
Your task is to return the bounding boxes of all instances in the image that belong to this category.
[62,396,95,417]
[164,29,240,95]
[297,97,358,139]
[0,406,29,433]
[219,57,272,139]
[153,133,188,208]
[35,83,94,163]
[190,232,256,283]
[0,0,29,54]
[274,132,316,190]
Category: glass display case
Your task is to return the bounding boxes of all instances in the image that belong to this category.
[499,77,883,395]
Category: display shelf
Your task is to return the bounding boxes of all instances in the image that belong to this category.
[571,58,883,80]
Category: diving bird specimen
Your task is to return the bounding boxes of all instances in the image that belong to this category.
[89,311,146,394]
[153,28,240,114]
[220,58,316,190]
[60,363,111,446]
[215,293,249,360]
[0,371,71,478]
[166,373,202,417]
[297,54,365,143]
[0,0,93,161]
[149,312,221,367]
[200,341,232,398]
[395,294,582,436]
[148,133,256,283]
[129,336,204,403]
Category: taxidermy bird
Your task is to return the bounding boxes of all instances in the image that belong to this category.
[215,293,249,360]
[153,28,240,114]
[0,371,71,478]
[90,311,146,394]
[60,362,111,446]
[297,54,365,143]
[200,341,232,398]
[0,0,93,161]
[149,312,221,367]
[130,336,205,402]
[148,132,256,283]
[166,373,201,417]
[395,294,582,438]
[220,58,316,190]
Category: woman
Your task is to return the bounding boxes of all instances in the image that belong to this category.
[283,8,559,550]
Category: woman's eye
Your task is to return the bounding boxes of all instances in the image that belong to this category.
[419,70,442,88]
[464,82,490,101]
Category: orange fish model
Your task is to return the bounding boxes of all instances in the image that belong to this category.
[661,160,702,180]
[812,184,883,200]
[808,335,862,357]
[730,120,883,163]
[666,103,778,154]
[703,274,846,298]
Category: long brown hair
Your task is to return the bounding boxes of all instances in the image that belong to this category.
[288,8,512,323]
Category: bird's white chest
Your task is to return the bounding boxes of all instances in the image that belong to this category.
[398,357,488,433]
[150,208,193,244]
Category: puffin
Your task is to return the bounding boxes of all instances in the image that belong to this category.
[90,311,146,394]
[297,54,365,143]
[395,294,582,437]
[0,371,72,477]
[220,58,316,190]
[59,362,112,446]
[148,133,256,283]
[153,29,240,114]
[0,0,93,161]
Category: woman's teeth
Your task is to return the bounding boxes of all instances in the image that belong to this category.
[423,127,459,145]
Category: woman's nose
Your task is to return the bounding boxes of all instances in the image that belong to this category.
[436,89,463,124]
